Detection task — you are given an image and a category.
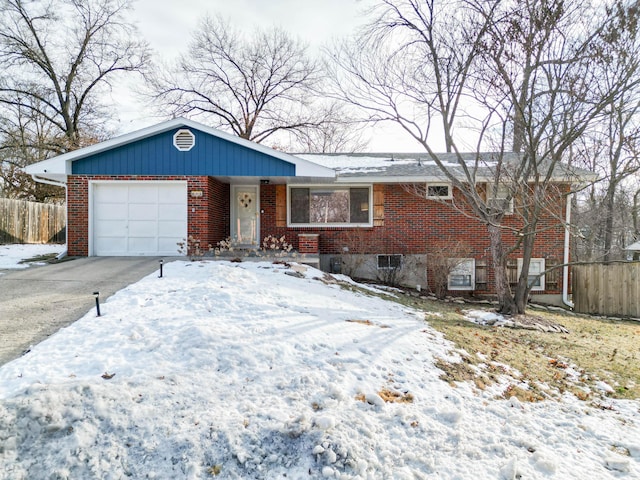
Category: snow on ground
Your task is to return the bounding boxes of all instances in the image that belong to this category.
[0,260,639,479]
[0,244,65,270]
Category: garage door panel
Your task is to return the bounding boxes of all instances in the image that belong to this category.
[158,220,186,236]
[94,203,127,221]
[94,220,127,236]
[94,237,127,255]
[129,220,157,236]
[94,184,128,202]
[93,182,187,256]
[158,237,181,253]
[129,203,159,220]
[128,237,158,254]
[159,204,186,221]
[160,186,186,203]
[128,185,158,203]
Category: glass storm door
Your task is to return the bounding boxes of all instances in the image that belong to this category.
[232,186,259,245]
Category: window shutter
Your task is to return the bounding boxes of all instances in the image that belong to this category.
[545,258,559,290]
[275,184,286,227]
[373,184,384,227]
[507,259,518,284]
[475,259,487,288]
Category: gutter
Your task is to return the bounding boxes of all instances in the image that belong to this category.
[562,193,574,308]
[31,174,68,257]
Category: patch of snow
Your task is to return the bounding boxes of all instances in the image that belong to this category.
[595,381,615,394]
[0,244,66,270]
[464,309,507,326]
[0,260,638,479]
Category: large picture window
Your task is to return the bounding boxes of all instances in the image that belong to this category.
[289,186,371,225]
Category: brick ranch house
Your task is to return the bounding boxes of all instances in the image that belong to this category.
[25,118,587,305]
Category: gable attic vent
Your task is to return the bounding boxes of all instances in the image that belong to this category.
[173,129,196,151]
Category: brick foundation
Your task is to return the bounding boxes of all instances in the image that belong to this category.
[297,234,319,254]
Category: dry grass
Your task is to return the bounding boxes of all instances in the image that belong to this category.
[340,281,640,402]
[421,298,640,402]
[355,390,414,404]
[345,319,390,328]
[378,388,414,403]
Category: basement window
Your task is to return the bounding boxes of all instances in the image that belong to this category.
[517,258,545,291]
[173,129,196,151]
[448,258,475,290]
[377,254,402,270]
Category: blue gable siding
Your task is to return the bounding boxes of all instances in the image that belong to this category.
[72,128,296,176]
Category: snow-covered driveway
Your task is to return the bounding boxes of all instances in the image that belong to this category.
[0,253,166,365]
[0,260,638,479]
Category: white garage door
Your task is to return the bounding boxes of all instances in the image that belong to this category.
[92,182,187,256]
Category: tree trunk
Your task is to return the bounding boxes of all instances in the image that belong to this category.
[488,223,517,314]
[513,232,535,314]
[603,186,616,263]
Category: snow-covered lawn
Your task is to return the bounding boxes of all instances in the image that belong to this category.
[0,243,65,270]
[0,260,638,479]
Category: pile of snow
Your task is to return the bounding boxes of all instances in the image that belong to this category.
[0,244,65,270]
[463,309,514,327]
[0,260,639,479]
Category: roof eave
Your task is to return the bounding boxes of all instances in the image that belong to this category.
[23,117,336,179]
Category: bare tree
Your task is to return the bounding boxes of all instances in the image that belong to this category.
[0,0,149,151]
[0,99,64,201]
[574,93,640,262]
[289,102,369,153]
[0,0,149,200]
[329,0,640,314]
[150,15,326,144]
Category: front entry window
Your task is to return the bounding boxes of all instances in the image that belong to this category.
[233,187,258,244]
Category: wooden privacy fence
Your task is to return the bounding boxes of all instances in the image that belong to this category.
[573,263,640,318]
[0,198,66,244]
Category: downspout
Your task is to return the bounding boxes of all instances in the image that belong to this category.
[31,174,68,259]
[562,192,574,308]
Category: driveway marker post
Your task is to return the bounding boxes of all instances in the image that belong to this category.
[159,259,164,278]
[93,291,101,317]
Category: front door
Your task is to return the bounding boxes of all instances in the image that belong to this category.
[232,185,259,246]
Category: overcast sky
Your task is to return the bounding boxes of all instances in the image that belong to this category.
[109,0,422,152]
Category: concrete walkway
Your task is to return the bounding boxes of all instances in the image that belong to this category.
[0,257,169,366]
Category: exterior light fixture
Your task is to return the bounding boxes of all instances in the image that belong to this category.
[93,291,101,317]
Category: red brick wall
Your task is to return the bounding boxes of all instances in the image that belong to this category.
[66,175,229,256]
[208,177,230,247]
[67,177,566,295]
[67,176,90,256]
[259,183,567,294]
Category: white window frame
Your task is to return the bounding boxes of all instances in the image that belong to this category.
[426,183,452,200]
[486,184,514,214]
[517,258,545,291]
[377,254,403,270]
[448,258,475,291]
[287,184,373,227]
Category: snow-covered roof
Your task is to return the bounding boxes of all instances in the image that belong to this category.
[297,152,596,183]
